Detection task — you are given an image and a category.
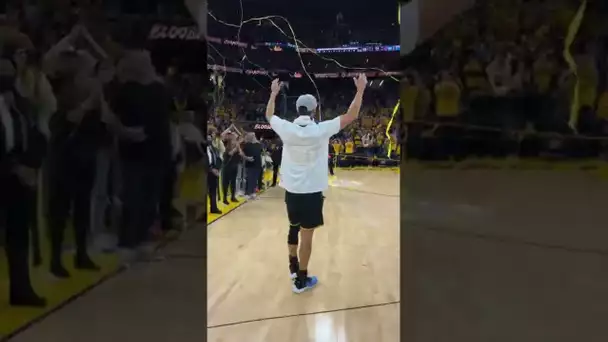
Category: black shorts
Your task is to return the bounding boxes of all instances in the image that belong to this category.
[285,191,325,229]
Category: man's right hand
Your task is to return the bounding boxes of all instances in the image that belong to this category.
[354,73,368,92]
[270,79,282,95]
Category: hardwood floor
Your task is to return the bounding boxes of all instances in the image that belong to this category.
[207,171,400,342]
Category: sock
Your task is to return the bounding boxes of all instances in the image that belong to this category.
[296,269,308,288]
[289,256,299,273]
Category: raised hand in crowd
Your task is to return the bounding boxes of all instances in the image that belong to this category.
[78,25,109,60]
[44,24,107,77]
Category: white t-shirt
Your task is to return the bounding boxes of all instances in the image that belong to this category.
[269,115,341,194]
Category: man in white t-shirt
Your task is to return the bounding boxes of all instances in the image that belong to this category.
[267,74,367,293]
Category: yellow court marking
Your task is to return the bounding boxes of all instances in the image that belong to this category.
[208,198,246,224]
[0,174,123,336]
[0,254,119,336]
[207,170,275,224]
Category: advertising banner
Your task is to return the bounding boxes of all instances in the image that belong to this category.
[145,22,206,73]
[208,64,402,78]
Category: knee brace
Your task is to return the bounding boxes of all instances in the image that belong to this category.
[287,224,300,245]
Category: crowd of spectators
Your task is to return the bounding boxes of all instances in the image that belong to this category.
[208,74,399,162]
[401,0,608,160]
[205,82,400,213]
[205,25,401,209]
[1,1,209,308]
[207,7,401,174]
[205,7,402,211]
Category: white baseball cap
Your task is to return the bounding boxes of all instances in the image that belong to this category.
[295,94,318,112]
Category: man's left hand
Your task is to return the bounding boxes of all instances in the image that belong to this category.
[211,168,220,177]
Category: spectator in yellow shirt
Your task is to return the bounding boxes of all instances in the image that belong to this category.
[435,71,461,119]
[332,140,342,156]
[434,71,462,159]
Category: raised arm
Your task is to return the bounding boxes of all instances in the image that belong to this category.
[339,74,367,130]
[43,26,81,76]
[265,79,283,122]
[80,26,109,61]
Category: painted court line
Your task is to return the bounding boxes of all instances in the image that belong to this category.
[207,300,400,329]
[0,266,127,342]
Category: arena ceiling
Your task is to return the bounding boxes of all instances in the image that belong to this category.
[210,0,397,28]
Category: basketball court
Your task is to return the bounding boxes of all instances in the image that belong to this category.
[208,170,400,342]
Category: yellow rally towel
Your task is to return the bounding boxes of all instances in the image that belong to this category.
[563,0,587,131]
[385,100,401,158]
